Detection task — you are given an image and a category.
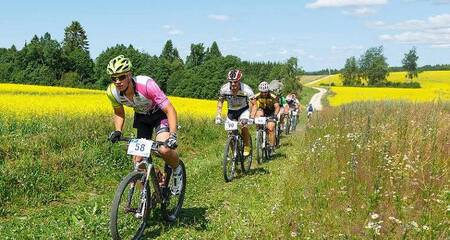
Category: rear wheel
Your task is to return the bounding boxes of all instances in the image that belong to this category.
[110,171,150,240]
[285,116,291,135]
[256,130,263,164]
[223,137,236,182]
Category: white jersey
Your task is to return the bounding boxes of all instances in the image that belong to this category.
[286,94,299,108]
[218,82,255,111]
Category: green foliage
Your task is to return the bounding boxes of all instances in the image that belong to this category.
[402,47,419,80]
[341,56,360,86]
[359,46,389,86]
[185,43,206,68]
[63,21,89,53]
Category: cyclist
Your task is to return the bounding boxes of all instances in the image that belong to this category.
[251,81,280,152]
[307,103,314,119]
[269,80,288,132]
[216,69,255,157]
[286,92,300,114]
[106,55,183,191]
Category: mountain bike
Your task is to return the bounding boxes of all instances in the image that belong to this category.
[290,109,299,132]
[255,117,275,163]
[284,113,292,135]
[110,137,186,240]
[220,119,253,182]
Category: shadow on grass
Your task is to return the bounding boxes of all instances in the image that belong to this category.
[246,167,270,176]
[143,207,208,238]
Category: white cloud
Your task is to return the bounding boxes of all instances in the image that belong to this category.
[208,14,230,21]
[378,14,450,47]
[161,25,183,35]
[306,0,387,8]
[331,45,364,53]
[366,20,385,27]
[342,7,377,16]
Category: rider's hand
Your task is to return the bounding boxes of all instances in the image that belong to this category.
[165,132,178,149]
[215,116,222,124]
[109,130,122,143]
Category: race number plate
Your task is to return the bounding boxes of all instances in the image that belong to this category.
[224,120,238,131]
[292,110,298,116]
[127,139,153,157]
[255,117,266,125]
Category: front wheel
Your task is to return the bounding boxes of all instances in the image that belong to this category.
[161,161,186,222]
[256,130,264,164]
[110,171,150,240]
[223,137,237,182]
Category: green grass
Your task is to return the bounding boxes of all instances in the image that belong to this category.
[0,101,448,239]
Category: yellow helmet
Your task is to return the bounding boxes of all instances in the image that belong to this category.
[106,55,132,75]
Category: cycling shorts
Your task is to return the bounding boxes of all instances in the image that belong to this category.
[133,109,169,139]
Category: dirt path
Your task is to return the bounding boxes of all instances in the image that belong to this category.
[308,87,327,111]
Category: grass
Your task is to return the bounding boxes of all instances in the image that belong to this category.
[0,84,448,239]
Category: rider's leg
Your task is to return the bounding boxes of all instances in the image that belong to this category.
[156,131,180,169]
[267,121,276,146]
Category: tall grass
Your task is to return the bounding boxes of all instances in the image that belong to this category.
[270,102,449,239]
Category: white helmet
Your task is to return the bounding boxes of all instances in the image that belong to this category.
[258,81,270,92]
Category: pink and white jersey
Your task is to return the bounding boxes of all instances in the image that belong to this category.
[106,76,169,114]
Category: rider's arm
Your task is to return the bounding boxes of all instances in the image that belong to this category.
[113,106,125,131]
[161,103,178,134]
[216,98,224,118]
[250,98,257,118]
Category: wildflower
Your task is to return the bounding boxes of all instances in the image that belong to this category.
[371,213,379,220]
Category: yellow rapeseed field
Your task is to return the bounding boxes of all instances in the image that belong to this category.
[305,71,450,106]
[0,84,222,118]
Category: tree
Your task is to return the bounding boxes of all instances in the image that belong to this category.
[359,46,389,86]
[204,41,222,61]
[185,43,205,68]
[62,21,89,53]
[341,56,360,86]
[402,47,419,81]
[160,40,182,63]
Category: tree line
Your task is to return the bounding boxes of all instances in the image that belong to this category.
[0,21,302,99]
[340,46,421,88]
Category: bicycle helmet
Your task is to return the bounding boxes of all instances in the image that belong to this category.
[258,81,270,92]
[269,80,283,95]
[227,69,242,81]
[107,55,132,75]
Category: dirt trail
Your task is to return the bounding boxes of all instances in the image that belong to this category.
[308,87,327,111]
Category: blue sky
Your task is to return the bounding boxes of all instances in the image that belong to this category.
[1,0,449,71]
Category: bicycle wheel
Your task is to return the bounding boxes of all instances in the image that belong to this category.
[292,115,298,131]
[161,161,186,222]
[275,123,281,147]
[110,171,150,240]
[241,136,253,173]
[255,130,263,164]
[285,116,291,135]
[223,137,236,182]
[263,131,270,160]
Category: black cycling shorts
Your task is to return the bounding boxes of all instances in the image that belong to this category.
[133,109,169,139]
[227,106,250,121]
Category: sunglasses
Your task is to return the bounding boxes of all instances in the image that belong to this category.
[228,80,239,84]
[111,74,128,82]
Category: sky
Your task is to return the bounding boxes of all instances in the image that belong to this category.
[0,0,449,71]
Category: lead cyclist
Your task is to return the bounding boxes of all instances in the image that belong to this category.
[215,69,255,157]
[105,55,183,192]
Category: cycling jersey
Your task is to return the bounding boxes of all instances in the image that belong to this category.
[254,92,278,114]
[278,96,287,106]
[286,94,299,109]
[218,82,255,111]
[106,76,169,114]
